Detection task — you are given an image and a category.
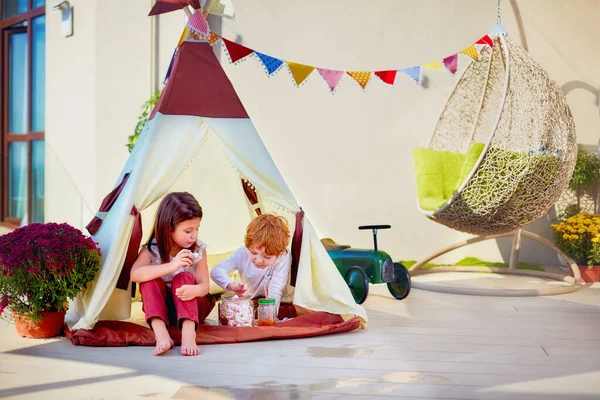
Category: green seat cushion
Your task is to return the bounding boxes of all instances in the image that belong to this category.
[413,143,485,211]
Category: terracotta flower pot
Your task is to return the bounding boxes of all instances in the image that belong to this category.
[571,266,600,283]
[13,310,66,338]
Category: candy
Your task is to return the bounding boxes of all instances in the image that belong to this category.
[218,294,254,327]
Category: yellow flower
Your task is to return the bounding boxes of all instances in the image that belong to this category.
[592,238,599,243]
[572,235,579,240]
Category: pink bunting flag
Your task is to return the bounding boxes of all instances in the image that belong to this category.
[188,12,209,35]
[443,54,459,74]
[317,68,344,92]
[476,35,493,47]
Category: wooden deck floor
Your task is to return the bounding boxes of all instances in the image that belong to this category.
[1,274,599,399]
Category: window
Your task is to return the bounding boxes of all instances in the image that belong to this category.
[1,0,45,226]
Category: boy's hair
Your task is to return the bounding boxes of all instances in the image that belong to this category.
[147,192,203,264]
[244,214,290,256]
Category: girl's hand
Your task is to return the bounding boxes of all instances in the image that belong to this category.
[171,250,194,271]
[227,282,249,298]
[175,284,198,301]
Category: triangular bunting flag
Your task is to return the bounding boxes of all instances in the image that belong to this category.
[177,26,190,48]
[347,71,371,89]
[208,32,221,45]
[398,66,421,84]
[255,52,284,75]
[221,38,254,63]
[443,54,459,74]
[287,62,315,86]
[422,61,443,71]
[476,35,494,47]
[374,70,397,85]
[317,68,344,92]
[460,45,479,61]
[163,48,177,83]
[188,12,209,35]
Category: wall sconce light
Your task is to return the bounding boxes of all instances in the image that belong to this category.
[52,1,73,37]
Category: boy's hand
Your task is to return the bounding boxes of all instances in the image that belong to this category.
[227,282,248,298]
[175,284,198,301]
[170,250,194,271]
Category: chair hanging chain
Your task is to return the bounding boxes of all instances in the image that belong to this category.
[497,0,502,25]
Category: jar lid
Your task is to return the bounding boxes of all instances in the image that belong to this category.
[258,298,276,304]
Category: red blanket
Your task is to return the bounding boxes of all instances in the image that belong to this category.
[65,312,360,347]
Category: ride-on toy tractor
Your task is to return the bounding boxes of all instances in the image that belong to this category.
[321,225,411,304]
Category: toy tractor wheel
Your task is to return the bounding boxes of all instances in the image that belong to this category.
[387,262,411,300]
[344,266,369,305]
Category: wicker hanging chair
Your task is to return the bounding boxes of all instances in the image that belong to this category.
[414,33,576,236]
[409,31,582,296]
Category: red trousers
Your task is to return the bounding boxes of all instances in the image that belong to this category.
[140,272,215,329]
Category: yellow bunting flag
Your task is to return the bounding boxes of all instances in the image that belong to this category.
[422,61,443,71]
[178,26,190,47]
[460,44,479,61]
[347,71,371,89]
[208,32,221,45]
[287,62,315,86]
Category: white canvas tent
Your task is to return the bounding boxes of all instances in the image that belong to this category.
[66,30,367,330]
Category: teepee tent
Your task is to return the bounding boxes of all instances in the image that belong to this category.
[66,29,366,330]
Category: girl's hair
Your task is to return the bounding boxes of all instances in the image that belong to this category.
[244,214,290,256]
[146,192,203,264]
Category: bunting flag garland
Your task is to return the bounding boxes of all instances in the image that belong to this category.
[163,48,178,83]
[179,17,496,92]
[460,44,479,61]
[347,71,372,89]
[476,34,494,47]
[398,66,421,84]
[287,62,315,86]
[318,68,345,92]
[221,38,253,63]
[255,52,284,75]
[443,54,459,74]
[422,60,444,71]
[374,70,397,85]
[177,26,190,47]
[207,31,221,45]
[187,12,209,35]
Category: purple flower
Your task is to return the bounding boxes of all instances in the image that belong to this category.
[0,223,101,316]
[0,295,8,315]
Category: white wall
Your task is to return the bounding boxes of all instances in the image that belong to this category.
[46,0,600,266]
[46,0,152,229]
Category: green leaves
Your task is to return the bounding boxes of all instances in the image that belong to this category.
[126,90,162,153]
[569,148,600,191]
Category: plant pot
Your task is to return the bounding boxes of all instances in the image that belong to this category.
[570,266,600,283]
[13,310,66,338]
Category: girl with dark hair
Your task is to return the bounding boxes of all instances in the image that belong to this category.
[131,192,213,356]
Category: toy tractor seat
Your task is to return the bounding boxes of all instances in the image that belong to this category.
[321,238,351,251]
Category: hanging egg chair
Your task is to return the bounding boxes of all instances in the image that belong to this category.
[414,33,576,235]
[410,28,582,296]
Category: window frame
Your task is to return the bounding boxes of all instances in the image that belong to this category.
[0,1,45,228]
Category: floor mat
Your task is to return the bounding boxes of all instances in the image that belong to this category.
[65,312,361,347]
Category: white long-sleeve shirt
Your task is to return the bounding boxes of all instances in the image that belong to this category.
[210,247,293,306]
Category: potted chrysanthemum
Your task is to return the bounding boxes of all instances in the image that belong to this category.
[551,212,600,282]
[0,223,101,338]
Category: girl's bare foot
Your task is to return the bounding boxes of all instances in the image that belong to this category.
[180,319,199,356]
[150,318,174,356]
